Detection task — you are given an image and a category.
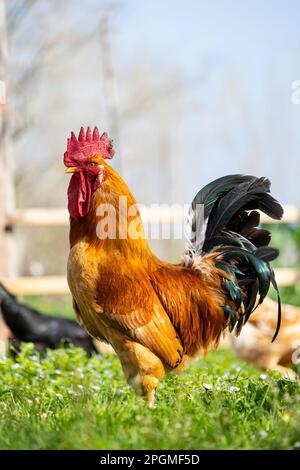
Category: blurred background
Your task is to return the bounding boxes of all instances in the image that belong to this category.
[0,0,299,315]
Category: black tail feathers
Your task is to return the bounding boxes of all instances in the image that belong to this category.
[185,174,283,341]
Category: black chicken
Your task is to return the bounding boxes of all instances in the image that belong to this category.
[0,283,96,355]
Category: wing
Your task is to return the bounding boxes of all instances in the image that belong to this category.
[96,267,183,369]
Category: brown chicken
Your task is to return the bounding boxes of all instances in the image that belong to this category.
[230,297,300,379]
[65,126,283,405]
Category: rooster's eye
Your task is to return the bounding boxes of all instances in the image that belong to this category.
[89,162,96,167]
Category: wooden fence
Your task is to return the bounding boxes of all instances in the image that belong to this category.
[1,205,300,296]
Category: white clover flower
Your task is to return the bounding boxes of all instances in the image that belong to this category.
[203,383,213,390]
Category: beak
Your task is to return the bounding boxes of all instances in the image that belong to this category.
[65,167,78,174]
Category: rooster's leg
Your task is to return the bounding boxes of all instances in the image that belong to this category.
[108,331,165,406]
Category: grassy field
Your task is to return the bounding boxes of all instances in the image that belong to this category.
[0,345,300,450]
[1,224,298,450]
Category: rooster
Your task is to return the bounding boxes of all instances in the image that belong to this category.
[65,126,283,405]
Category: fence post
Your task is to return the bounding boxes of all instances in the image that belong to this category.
[0,0,16,280]
[0,0,7,278]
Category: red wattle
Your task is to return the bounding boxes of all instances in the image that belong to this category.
[68,172,96,220]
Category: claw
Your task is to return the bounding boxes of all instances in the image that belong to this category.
[177,348,183,359]
[174,348,184,368]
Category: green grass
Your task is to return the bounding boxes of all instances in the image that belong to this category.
[3,224,298,450]
[269,284,300,307]
[20,295,75,319]
[0,344,300,450]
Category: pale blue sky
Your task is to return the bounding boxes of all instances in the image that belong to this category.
[110,0,300,203]
[14,0,300,205]
[114,0,300,73]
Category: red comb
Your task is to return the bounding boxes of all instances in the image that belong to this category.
[64,126,114,166]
